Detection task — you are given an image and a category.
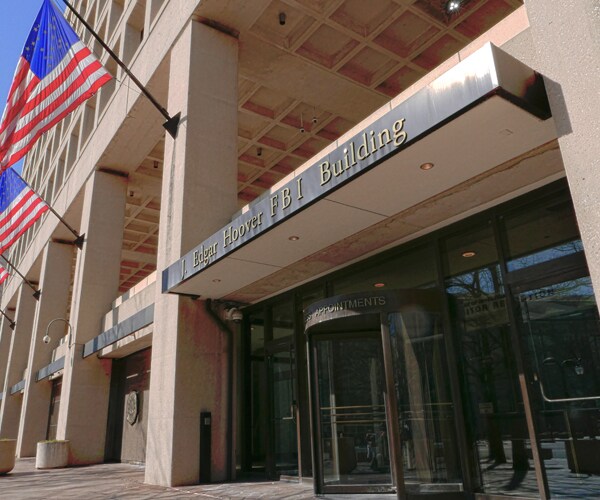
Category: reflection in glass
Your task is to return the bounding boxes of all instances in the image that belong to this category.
[517,276,600,498]
[507,240,584,272]
[503,197,581,271]
[444,225,538,497]
[269,348,298,475]
[249,311,267,470]
[333,245,436,295]
[273,299,294,340]
[315,336,392,487]
[388,309,462,495]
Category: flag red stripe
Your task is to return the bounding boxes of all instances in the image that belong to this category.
[5,59,29,106]
[8,61,105,144]
[19,47,94,118]
[0,190,36,230]
[0,204,49,254]
[0,193,44,239]
[0,197,48,244]
[2,72,111,167]
[1,47,93,137]
[0,75,39,138]
[1,47,91,136]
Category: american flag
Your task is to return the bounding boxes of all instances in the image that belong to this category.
[0,168,49,254]
[0,0,112,171]
[0,264,8,286]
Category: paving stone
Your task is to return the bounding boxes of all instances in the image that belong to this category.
[0,459,396,499]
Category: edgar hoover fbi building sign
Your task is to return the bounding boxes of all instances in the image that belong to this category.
[162,44,552,294]
[163,112,408,292]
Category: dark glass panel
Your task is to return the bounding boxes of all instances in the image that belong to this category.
[444,225,537,497]
[333,244,436,295]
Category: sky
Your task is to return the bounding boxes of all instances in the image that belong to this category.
[0,0,67,173]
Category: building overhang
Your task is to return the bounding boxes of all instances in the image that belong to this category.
[162,43,557,302]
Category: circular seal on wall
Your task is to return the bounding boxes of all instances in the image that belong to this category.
[126,390,139,426]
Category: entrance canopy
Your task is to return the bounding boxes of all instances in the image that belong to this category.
[163,43,557,302]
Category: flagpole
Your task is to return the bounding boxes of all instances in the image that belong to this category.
[58,0,181,139]
[13,171,84,250]
[0,308,15,330]
[1,255,41,300]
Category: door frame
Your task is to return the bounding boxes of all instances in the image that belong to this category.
[305,290,444,499]
[308,326,400,495]
[264,335,299,479]
[501,248,593,500]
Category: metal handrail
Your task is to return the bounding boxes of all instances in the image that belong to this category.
[537,374,600,403]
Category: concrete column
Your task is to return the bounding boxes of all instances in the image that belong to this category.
[56,170,126,464]
[0,286,37,438]
[145,20,238,486]
[0,316,13,400]
[17,242,73,457]
[524,0,600,299]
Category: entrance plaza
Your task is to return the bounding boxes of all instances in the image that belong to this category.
[1,459,362,499]
[1,1,600,499]
[0,458,596,499]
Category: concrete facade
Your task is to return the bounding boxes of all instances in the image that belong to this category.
[0,286,36,439]
[0,1,598,499]
[523,0,600,297]
[145,20,238,486]
[17,241,73,457]
[56,170,126,464]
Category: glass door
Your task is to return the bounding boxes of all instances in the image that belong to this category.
[306,290,464,498]
[387,310,463,496]
[514,274,600,498]
[312,331,394,493]
[501,196,600,498]
[265,337,298,478]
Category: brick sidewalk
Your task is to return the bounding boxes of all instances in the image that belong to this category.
[0,459,392,499]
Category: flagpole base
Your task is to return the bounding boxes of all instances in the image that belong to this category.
[163,112,181,139]
[74,234,85,250]
[33,289,42,301]
[9,322,15,330]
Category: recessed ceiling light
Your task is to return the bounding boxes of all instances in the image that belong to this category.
[445,0,462,14]
[289,236,300,241]
[373,282,386,288]
[462,250,476,258]
[420,162,435,170]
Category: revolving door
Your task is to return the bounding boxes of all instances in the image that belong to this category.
[305,290,464,499]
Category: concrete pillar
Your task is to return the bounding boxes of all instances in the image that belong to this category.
[145,20,238,486]
[17,242,73,457]
[524,0,600,298]
[0,316,13,401]
[0,285,37,438]
[56,170,126,464]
